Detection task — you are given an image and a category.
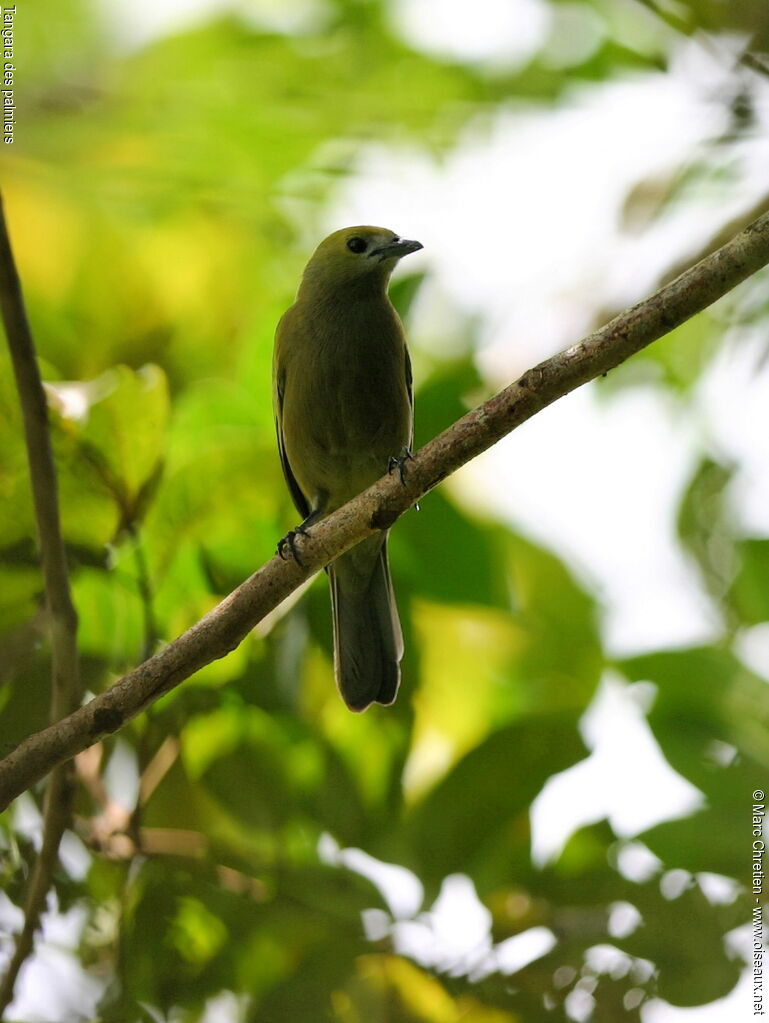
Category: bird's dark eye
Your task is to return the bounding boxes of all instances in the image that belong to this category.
[346,236,367,254]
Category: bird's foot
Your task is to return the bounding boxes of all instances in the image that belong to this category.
[388,446,413,485]
[277,525,311,567]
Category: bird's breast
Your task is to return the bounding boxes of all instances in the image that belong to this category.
[283,299,412,506]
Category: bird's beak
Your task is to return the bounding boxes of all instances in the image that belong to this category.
[370,237,423,261]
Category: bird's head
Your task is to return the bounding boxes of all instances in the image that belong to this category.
[299,226,423,296]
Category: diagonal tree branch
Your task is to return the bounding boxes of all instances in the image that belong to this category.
[0,207,769,815]
[0,196,81,1011]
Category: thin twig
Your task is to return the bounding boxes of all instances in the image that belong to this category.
[0,207,769,815]
[0,194,80,1013]
[129,524,158,663]
[660,191,769,285]
[742,51,769,80]
[634,0,769,81]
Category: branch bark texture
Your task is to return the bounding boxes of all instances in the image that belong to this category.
[1,207,769,813]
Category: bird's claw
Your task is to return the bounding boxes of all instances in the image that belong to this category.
[277,526,310,567]
[388,446,413,485]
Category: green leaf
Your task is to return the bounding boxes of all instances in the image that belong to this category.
[413,357,486,453]
[676,457,736,605]
[0,566,42,631]
[394,491,509,609]
[620,647,769,787]
[618,882,743,1006]
[619,647,769,875]
[507,533,603,713]
[599,314,720,395]
[407,714,587,889]
[71,565,145,667]
[183,705,297,833]
[74,364,169,528]
[640,798,757,878]
[728,538,769,624]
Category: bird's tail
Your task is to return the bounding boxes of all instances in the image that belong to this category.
[328,533,403,711]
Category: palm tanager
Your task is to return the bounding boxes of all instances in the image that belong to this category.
[273,226,422,711]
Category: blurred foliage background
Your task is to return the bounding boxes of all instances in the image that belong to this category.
[1,0,769,1020]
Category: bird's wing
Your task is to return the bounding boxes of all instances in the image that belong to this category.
[404,343,414,450]
[274,316,311,520]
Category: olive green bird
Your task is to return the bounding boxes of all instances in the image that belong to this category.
[273,226,422,711]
